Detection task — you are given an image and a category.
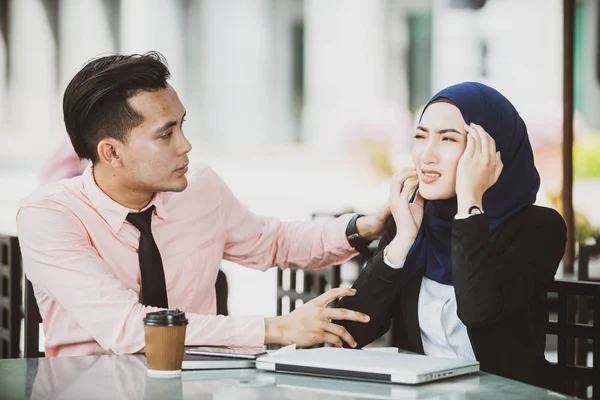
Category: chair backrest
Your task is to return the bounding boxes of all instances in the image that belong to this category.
[215,269,228,316]
[24,278,44,358]
[276,265,340,316]
[3,232,229,358]
[0,233,44,359]
[578,238,600,282]
[547,279,600,399]
[0,234,22,358]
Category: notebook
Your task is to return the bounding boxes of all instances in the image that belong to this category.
[255,347,479,384]
[182,352,255,370]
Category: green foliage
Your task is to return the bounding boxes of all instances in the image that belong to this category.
[364,140,395,178]
[574,133,600,178]
[548,191,599,243]
[575,214,599,243]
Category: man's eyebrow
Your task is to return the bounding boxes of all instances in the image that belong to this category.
[155,110,187,133]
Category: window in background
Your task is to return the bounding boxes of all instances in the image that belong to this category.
[596,0,600,87]
[407,12,432,113]
[574,0,584,112]
[291,20,304,143]
[41,0,59,88]
[449,0,487,10]
[0,0,9,83]
[479,39,488,78]
[103,0,121,52]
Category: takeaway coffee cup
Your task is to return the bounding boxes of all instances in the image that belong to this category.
[143,309,188,378]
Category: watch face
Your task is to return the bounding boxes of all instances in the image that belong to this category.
[468,205,482,215]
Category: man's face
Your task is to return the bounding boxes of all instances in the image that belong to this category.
[117,84,192,193]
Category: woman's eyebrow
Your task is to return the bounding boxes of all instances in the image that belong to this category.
[437,128,463,135]
[416,126,463,135]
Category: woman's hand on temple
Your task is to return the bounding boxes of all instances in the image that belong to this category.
[455,123,503,212]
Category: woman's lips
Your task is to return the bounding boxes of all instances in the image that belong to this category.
[420,170,441,184]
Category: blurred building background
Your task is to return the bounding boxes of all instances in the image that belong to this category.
[1,0,599,322]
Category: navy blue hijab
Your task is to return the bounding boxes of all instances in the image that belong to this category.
[401,82,540,286]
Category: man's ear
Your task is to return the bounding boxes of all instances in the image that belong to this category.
[97,138,124,167]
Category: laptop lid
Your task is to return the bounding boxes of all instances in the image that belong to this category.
[255,347,479,384]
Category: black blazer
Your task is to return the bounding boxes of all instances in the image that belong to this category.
[337,205,566,391]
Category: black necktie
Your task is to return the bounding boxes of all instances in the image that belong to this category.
[126,205,169,308]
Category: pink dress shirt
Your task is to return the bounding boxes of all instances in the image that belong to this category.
[17,164,357,357]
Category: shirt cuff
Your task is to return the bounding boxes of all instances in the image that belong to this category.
[454,212,476,220]
[338,213,359,251]
[383,245,405,269]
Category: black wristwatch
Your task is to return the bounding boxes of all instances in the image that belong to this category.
[345,214,374,259]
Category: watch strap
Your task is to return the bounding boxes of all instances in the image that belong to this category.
[345,214,374,259]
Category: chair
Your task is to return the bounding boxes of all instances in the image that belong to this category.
[0,234,22,358]
[276,213,375,316]
[24,278,44,358]
[577,235,600,282]
[547,279,600,399]
[276,264,341,316]
[215,269,229,316]
[575,236,600,381]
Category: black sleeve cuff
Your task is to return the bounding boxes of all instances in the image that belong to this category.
[452,214,489,246]
[352,248,406,291]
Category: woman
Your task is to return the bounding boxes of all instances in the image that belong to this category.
[337,82,566,390]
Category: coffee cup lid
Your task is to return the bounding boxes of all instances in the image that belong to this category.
[143,309,188,327]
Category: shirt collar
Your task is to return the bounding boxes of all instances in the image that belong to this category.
[81,165,169,233]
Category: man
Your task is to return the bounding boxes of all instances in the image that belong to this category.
[38,137,231,316]
[17,52,388,357]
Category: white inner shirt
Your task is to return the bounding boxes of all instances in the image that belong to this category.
[383,246,476,360]
[417,276,476,360]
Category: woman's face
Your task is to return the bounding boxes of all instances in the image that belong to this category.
[412,100,468,200]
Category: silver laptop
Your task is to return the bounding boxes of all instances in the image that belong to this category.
[255,347,479,384]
